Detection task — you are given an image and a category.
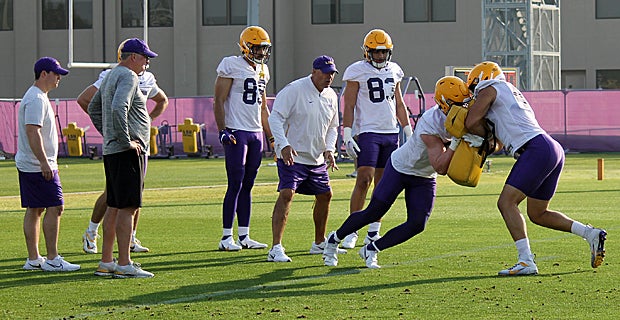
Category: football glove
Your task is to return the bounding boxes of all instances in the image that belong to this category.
[343,127,360,160]
[219,128,237,145]
[463,133,484,148]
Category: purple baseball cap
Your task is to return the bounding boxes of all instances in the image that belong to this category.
[313,55,338,74]
[34,57,69,75]
[120,38,158,58]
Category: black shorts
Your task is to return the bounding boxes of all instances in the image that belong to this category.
[103,150,145,209]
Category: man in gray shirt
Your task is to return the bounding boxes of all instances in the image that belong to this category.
[88,38,157,278]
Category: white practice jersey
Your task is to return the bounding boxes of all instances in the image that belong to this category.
[216,56,270,132]
[474,79,545,156]
[15,86,58,172]
[391,105,452,178]
[94,69,160,99]
[268,75,339,166]
[343,60,404,135]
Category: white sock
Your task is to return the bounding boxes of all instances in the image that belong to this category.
[368,222,381,233]
[570,221,588,238]
[132,230,137,238]
[222,228,233,238]
[238,227,249,238]
[88,221,100,233]
[515,238,533,262]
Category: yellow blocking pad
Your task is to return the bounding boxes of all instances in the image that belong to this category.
[447,141,485,187]
[445,104,469,139]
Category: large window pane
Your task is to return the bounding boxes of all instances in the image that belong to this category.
[203,0,227,25]
[122,0,143,27]
[150,0,173,27]
[74,0,92,29]
[596,0,620,19]
[339,0,363,23]
[312,0,336,24]
[0,0,13,31]
[404,0,428,22]
[230,0,247,25]
[597,70,620,89]
[42,0,91,30]
[431,0,455,22]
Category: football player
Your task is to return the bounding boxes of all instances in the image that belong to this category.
[213,26,274,251]
[323,76,467,268]
[340,29,412,249]
[465,61,607,275]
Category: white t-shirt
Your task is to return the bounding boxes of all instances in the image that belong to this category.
[15,86,58,172]
[268,75,339,165]
[94,69,160,99]
[391,105,452,178]
[216,56,270,132]
[342,60,405,135]
[474,79,545,156]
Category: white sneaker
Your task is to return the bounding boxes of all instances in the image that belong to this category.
[322,232,339,267]
[359,246,381,269]
[41,255,81,272]
[309,241,348,255]
[363,233,381,245]
[130,237,150,253]
[236,237,268,249]
[113,261,154,278]
[23,257,46,270]
[82,229,98,254]
[585,226,607,268]
[341,232,359,249]
[267,245,292,262]
[218,237,242,251]
[94,260,117,277]
[498,260,538,276]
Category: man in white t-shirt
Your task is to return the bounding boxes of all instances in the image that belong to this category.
[340,29,413,249]
[17,57,80,272]
[76,39,169,255]
[266,55,342,262]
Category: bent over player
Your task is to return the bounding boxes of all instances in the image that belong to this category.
[464,61,607,276]
[323,76,468,268]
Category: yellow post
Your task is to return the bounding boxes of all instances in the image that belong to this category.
[178,118,201,154]
[61,122,85,156]
[150,126,159,156]
[597,158,604,180]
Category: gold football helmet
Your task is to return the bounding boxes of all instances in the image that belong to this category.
[466,61,503,92]
[435,76,470,115]
[362,29,393,68]
[239,26,272,64]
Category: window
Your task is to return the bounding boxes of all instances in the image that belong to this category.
[42,0,92,30]
[202,0,247,26]
[122,0,174,28]
[596,0,620,19]
[0,0,12,31]
[404,0,455,22]
[596,70,620,89]
[312,0,363,24]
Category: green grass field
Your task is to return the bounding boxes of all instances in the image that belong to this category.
[0,153,618,319]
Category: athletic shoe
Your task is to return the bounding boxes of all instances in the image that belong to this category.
[347,171,357,178]
[341,232,359,249]
[498,260,538,276]
[94,260,117,277]
[113,261,154,278]
[82,229,98,254]
[218,237,242,251]
[267,245,292,262]
[322,232,339,266]
[130,237,150,253]
[41,255,81,272]
[309,241,348,255]
[359,245,381,269]
[585,226,607,268]
[363,233,381,245]
[236,237,268,249]
[23,257,46,270]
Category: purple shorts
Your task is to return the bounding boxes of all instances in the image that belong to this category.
[18,170,64,208]
[276,160,331,195]
[356,132,399,168]
[506,134,564,200]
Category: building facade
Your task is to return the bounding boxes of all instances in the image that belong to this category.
[1,0,619,99]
